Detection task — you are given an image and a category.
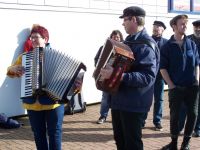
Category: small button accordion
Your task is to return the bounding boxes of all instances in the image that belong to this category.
[93,38,134,93]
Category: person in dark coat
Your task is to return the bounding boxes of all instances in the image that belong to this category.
[160,15,199,150]
[99,6,159,150]
[143,20,168,131]
[179,20,200,138]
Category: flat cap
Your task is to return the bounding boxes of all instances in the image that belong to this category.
[192,20,200,26]
[170,14,188,27]
[119,6,146,18]
[153,21,166,30]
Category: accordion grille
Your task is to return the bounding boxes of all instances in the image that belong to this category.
[21,47,86,102]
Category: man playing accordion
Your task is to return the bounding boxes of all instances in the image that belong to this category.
[98,6,160,150]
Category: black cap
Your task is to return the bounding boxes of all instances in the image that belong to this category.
[119,6,146,18]
[153,21,166,30]
[192,20,200,27]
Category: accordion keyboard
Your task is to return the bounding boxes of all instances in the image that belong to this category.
[21,52,34,98]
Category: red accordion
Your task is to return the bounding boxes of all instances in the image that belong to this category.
[93,38,134,93]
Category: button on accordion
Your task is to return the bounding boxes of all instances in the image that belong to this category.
[93,38,134,93]
[21,47,86,103]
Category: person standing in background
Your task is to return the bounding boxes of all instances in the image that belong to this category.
[179,20,200,138]
[94,30,124,124]
[143,21,168,131]
[160,15,199,150]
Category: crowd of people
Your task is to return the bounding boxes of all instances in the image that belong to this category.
[95,6,200,150]
[6,5,200,150]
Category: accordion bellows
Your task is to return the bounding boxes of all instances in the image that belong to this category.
[93,38,134,93]
[21,47,86,103]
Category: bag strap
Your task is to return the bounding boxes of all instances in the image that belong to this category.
[124,39,160,72]
[124,40,157,51]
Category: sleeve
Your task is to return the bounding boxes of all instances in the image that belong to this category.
[160,44,169,69]
[122,45,157,88]
[193,43,200,66]
[6,54,23,77]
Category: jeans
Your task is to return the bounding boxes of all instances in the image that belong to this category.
[142,79,164,126]
[168,85,199,137]
[111,109,144,150]
[153,79,164,125]
[100,92,111,118]
[179,91,200,133]
[27,105,65,150]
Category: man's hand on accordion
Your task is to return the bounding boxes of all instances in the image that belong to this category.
[99,65,114,80]
[7,65,25,78]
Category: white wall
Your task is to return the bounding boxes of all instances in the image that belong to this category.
[0,4,125,117]
[0,1,200,117]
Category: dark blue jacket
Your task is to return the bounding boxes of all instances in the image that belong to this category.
[188,34,200,58]
[110,28,159,113]
[152,36,168,80]
[160,35,199,86]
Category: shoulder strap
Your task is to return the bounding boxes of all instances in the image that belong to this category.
[124,40,157,51]
[124,39,160,73]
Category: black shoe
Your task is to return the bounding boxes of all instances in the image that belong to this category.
[161,142,177,150]
[180,143,190,150]
[155,124,163,131]
[96,116,106,124]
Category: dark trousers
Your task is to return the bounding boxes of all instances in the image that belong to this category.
[111,109,144,150]
[27,105,65,150]
[168,85,199,137]
[179,89,200,133]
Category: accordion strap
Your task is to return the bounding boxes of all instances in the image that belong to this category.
[125,40,160,75]
[124,40,157,52]
[124,39,160,67]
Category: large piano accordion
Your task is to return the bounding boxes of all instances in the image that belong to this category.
[93,38,134,93]
[21,47,86,103]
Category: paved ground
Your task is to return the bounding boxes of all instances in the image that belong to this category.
[0,91,200,150]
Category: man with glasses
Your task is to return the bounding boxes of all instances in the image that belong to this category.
[99,6,159,150]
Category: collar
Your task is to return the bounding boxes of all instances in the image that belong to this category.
[126,28,147,41]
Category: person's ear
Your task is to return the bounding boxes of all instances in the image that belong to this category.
[131,16,136,23]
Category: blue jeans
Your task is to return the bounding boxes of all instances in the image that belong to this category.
[100,92,111,118]
[143,79,164,126]
[27,105,65,150]
[153,79,164,125]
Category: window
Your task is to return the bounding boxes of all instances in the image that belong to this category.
[193,0,200,12]
[169,0,200,14]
